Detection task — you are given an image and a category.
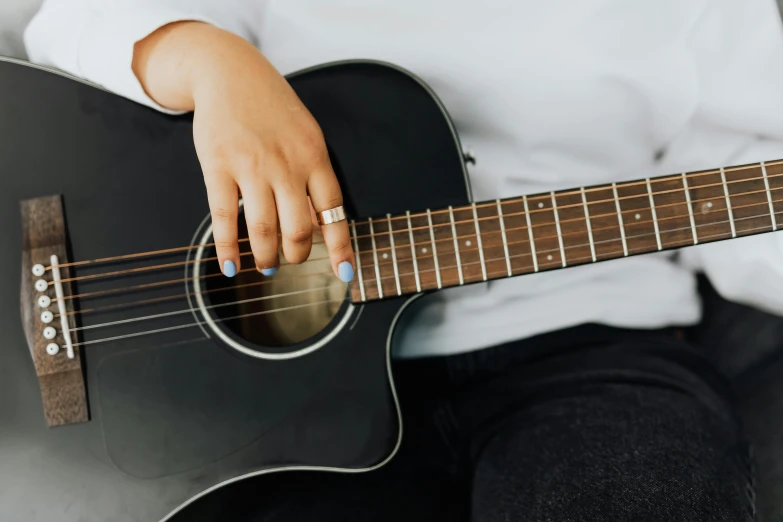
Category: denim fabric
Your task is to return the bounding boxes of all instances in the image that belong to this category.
[180,324,754,522]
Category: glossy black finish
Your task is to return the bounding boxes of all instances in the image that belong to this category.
[0,59,469,521]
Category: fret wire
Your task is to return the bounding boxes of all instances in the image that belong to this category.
[57,181,783,309]
[476,215,766,285]
[334,159,783,232]
[471,203,488,281]
[681,173,698,245]
[550,192,567,267]
[85,202,781,320]
[612,182,629,256]
[206,186,783,301]
[496,199,512,276]
[88,165,783,305]
[580,187,597,262]
[522,195,539,272]
[761,161,778,231]
[352,175,783,247]
[406,211,422,292]
[386,214,402,295]
[367,217,384,298]
[97,164,769,263]
[355,206,783,298]
[350,219,366,302]
[367,194,779,275]
[426,209,442,289]
[448,206,465,285]
[720,167,737,238]
[646,178,663,251]
[364,183,773,255]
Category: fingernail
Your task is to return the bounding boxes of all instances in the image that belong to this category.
[338,261,354,283]
[223,260,237,278]
[261,267,277,276]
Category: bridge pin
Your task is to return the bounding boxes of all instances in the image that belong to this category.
[43,326,57,340]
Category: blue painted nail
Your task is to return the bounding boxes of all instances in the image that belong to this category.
[338,261,354,283]
[261,267,277,276]
[223,260,237,278]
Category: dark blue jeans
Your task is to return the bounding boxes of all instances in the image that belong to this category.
[183,325,755,521]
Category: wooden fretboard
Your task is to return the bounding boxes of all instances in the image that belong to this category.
[348,159,783,303]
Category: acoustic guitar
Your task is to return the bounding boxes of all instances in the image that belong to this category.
[1,57,781,521]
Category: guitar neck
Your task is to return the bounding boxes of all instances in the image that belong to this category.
[348,159,783,303]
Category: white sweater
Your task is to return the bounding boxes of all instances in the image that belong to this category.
[24,0,783,357]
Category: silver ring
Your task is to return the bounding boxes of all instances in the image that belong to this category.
[317,205,347,225]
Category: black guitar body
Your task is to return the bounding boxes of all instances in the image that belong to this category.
[0,59,470,521]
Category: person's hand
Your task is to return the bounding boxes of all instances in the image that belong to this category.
[132,21,355,281]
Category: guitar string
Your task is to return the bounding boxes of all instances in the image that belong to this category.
[353,193,780,263]
[69,285,335,332]
[49,181,783,286]
[51,247,325,285]
[53,191,783,316]
[71,298,348,348]
[59,191,783,318]
[57,194,783,337]
[59,268,253,302]
[50,170,783,273]
[63,209,780,338]
[68,215,779,349]
[48,163,783,271]
[61,277,301,316]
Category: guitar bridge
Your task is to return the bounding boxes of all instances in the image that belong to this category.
[20,195,88,427]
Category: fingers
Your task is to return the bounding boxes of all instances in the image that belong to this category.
[274,182,314,265]
[240,179,280,275]
[205,145,349,283]
[205,171,240,277]
[307,166,355,282]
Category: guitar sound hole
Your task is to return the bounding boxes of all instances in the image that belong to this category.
[198,217,349,352]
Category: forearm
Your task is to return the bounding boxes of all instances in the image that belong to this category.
[132,21,284,114]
